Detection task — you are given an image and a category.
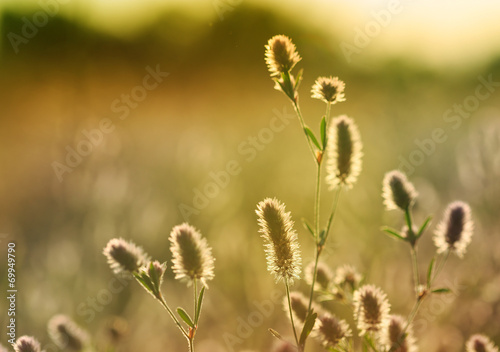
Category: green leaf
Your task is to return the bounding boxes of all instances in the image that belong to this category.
[299,312,317,346]
[268,328,283,341]
[318,230,327,247]
[301,218,316,238]
[133,272,155,295]
[382,227,405,241]
[177,307,195,328]
[431,288,452,294]
[417,215,432,238]
[195,286,206,325]
[426,256,435,287]
[320,116,327,150]
[304,126,321,150]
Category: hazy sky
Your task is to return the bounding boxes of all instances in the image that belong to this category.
[2,0,500,67]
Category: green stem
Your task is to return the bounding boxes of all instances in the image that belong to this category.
[431,249,450,285]
[292,101,317,162]
[307,247,320,313]
[189,338,194,352]
[285,277,301,351]
[324,187,342,243]
[410,246,420,294]
[157,293,189,339]
[193,279,198,325]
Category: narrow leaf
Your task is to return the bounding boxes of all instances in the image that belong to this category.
[294,68,303,90]
[299,312,317,345]
[382,227,405,241]
[426,256,435,287]
[320,116,327,150]
[302,218,316,238]
[431,288,452,294]
[417,215,432,238]
[133,272,154,294]
[195,286,206,324]
[177,307,195,328]
[318,230,327,247]
[268,328,283,341]
[304,127,321,150]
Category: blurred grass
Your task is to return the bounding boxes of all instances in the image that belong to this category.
[0,3,500,351]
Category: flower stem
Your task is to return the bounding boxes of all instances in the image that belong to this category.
[410,246,420,295]
[292,101,317,163]
[157,293,189,339]
[285,277,301,351]
[324,187,342,243]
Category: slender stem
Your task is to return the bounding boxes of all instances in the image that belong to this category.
[307,247,320,313]
[285,277,301,351]
[292,101,317,162]
[193,279,198,325]
[315,164,321,239]
[324,187,342,242]
[189,338,194,352]
[157,293,189,339]
[431,249,450,285]
[410,246,420,294]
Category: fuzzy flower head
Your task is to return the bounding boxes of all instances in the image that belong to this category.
[265,35,301,77]
[13,336,42,352]
[305,261,333,291]
[256,198,302,283]
[353,284,391,335]
[169,223,215,287]
[311,76,346,104]
[466,334,499,352]
[103,238,149,275]
[48,315,89,351]
[433,201,473,258]
[382,170,418,211]
[334,264,362,290]
[326,115,363,189]
[382,315,418,352]
[314,312,352,349]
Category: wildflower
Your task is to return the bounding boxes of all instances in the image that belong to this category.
[265,35,301,77]
[334,264,362,290]
[433,201,473,258]
[169,223,215,287]
[326,115,363,189]
[256,198,302,283]
[48,315,89,351]
[466,334,499,352]
[382,315,418,352]
[148,260,166,288]
[311,76,346,104]
[13,336,42,352]
[353,284,391,335]
[305,261,333,291]
[382,171,418,211]
[103,238,148,275]
[314,312,352,349]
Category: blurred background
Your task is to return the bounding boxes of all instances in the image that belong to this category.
[1,0,500,351]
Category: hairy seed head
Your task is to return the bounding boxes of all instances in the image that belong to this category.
[326,115,363,189]
[13,336,42,352]
[334,264,362,290]
[433,201,473,258]
[311,76,346,104]
[353,284,391,335]
[103,238,149,275]
[265,35,301,77]
[382,170,418,211]
[382,315,418,352]
[466,334,499,352]
[48,315,89,351]
[256,198,302,283]
[314,311,352,349]
[305,261,333,291]
[169,223,215,287]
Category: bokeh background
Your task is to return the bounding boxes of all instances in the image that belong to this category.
[1,0,500,351]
